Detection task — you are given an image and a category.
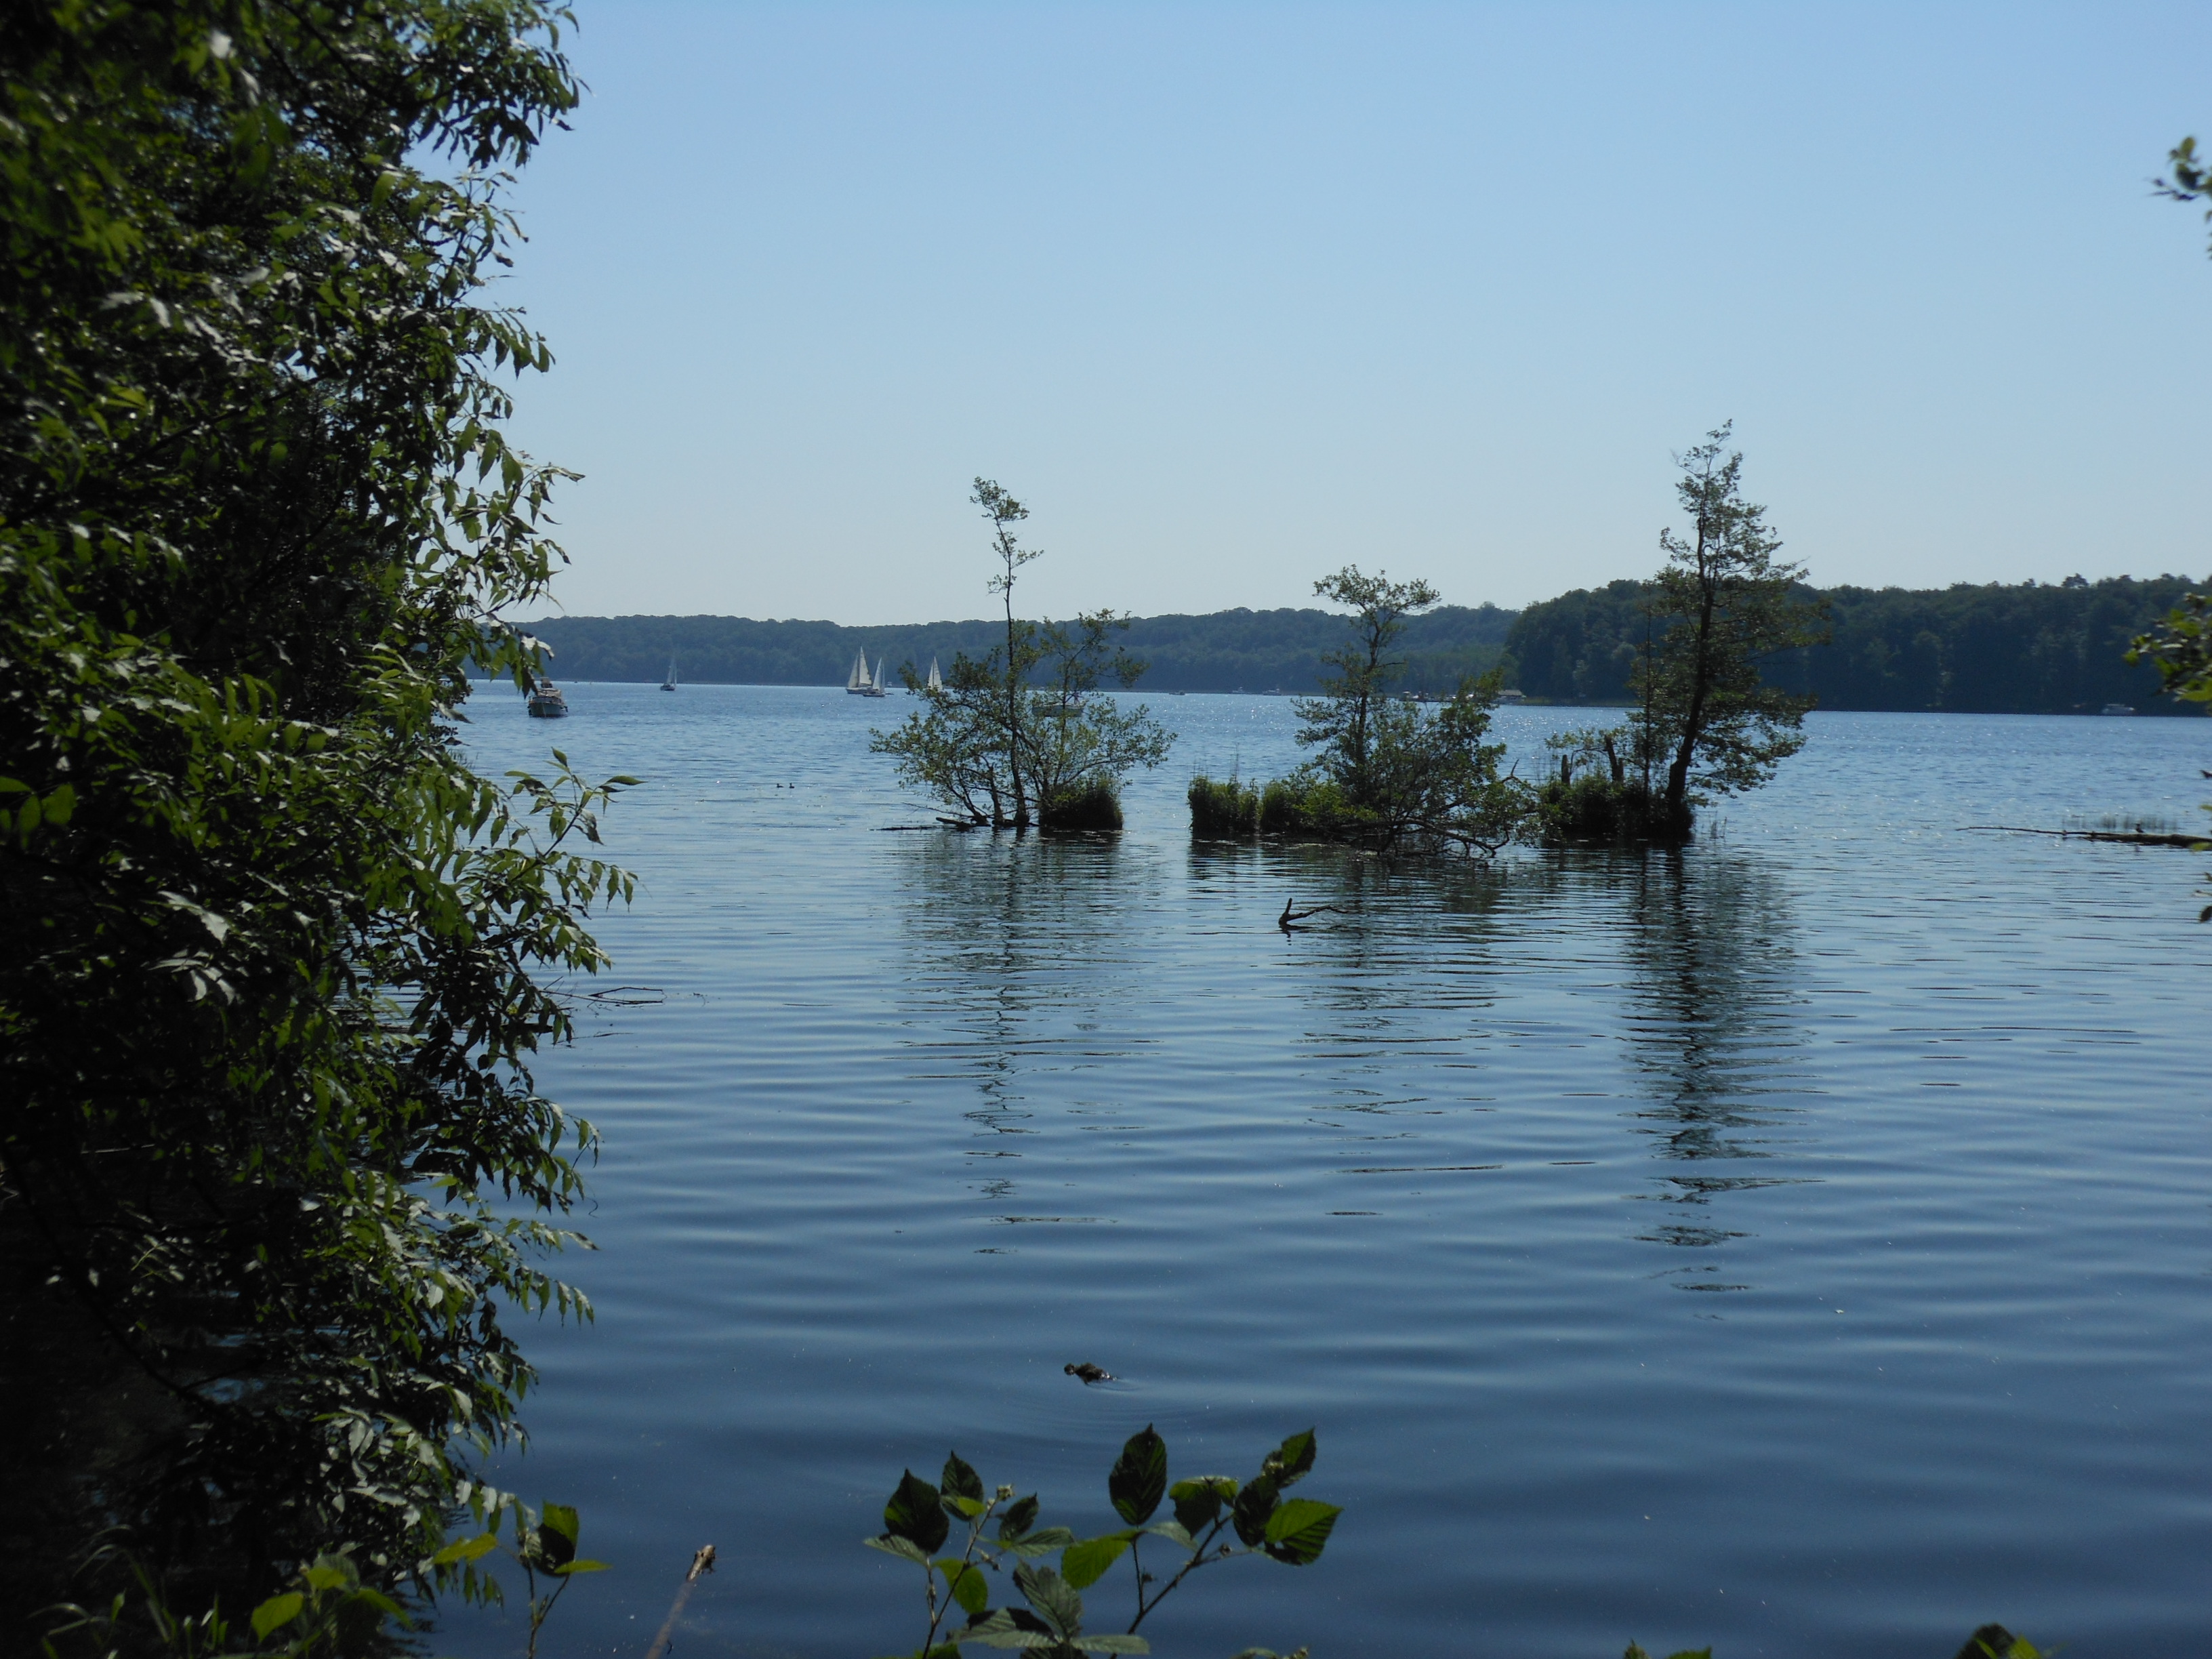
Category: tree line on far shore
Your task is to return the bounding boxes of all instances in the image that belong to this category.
[515,574,2205,717]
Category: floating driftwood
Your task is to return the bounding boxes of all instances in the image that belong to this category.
[1279,897,1349,930]
[1966,824,2206,849]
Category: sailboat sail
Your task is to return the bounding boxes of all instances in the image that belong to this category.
[661,656,678,691]
[926,657,942,693]
[874,657,886,694]
[846,650,870,693]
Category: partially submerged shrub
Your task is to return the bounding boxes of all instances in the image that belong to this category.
[1188,775,1259,836]
[1258,776,1374,842]
[1040,778,1124,832]
[1535,775,1690,844]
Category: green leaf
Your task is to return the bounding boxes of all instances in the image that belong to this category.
[951,1609,1054,1650]
[1262,1429,1317,1488]
[1012,1563,1084,1641]
[1001,1526,1075,1559]
[1059,1532,1135,1591]
[865,1535,931,1565]
[553,1558,610,1574]
[937,1559,990,1615]
[1108,1426,1168,1525]
[250,1593,303,1639]
[886,1470,951,1553]
[1141,1519,1193,1549]
[1663,1651,1713,1659]
[1232,1474,1279,1547]
[1169,1477,1235,1536]
[1075,1638,1150,1654]
[432,1533,499,1567]
[535,1503,580,1570]
[1260,1498,1340,1565]
[998,1494,1040,1540]
[42,784,75,826]
[942,1451,985,1504]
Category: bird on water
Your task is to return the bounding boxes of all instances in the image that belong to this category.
[1065,1361,1114,1383]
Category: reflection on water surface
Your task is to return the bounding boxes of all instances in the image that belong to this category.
[447,687,2211,1659]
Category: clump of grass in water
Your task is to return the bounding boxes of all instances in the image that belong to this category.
[1041,779,1124,832]
[1188,773,1259,836]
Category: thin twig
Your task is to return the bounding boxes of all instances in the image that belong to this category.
[642,1544,717,1659]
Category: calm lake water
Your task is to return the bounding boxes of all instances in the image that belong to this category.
[447,686,2211,1659]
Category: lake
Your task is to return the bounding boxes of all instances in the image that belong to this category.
[445,686,2211,1659]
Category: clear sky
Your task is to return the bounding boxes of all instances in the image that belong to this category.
[498,2,2212,625]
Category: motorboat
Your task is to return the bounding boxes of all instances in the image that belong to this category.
[527,678,569,718]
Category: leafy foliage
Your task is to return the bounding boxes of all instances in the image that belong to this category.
[872,483,1173,829]
[0,0,626,1637]
[1631,426,1828,826]
[1197,568,1521,854]
[864,1429,1340,1659]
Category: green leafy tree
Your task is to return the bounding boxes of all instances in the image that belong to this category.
[1271,567,1520,853]
[1632,426,1828,832]
[874,483,1172,830]
[0,0,627,1635]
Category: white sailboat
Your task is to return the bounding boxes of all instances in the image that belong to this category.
[868,655,889,697]
[660,656,677,692]
[845,649,873,695]
[926,657,942,693]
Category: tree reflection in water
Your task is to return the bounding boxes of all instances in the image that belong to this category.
[890,830,1142,1229]
[1616,845,1815,1294]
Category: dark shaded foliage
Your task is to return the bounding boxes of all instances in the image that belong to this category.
[1510,575,2209,714]
[1187,775,1260,836]
[1,0,617,1642]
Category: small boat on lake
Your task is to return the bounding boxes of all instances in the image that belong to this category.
[926,657,943,693]
[846,651,889,697]
[527,678,569,718]
[661,657,678,692]
[2100,702,2135,716]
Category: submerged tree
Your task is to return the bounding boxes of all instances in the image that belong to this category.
[1534,429,1824,843]
[1631,427,1826,835]
[1238,567,1520,853]
[1,0,624,1639]
[873,482,1173,830]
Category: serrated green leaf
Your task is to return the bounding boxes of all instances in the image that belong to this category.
[553,1558,609,1574]
[1169,1476,1235,1536]
[1002,1525,1076,1558]
[998,1495,1040,1540]
[1141,1519,1193,1548]
[942,1451,984,1502]
[1263,1429,1316,1488]
[952,1609,1054,1650]
[1231,1474,1278,1547]
[1075,1638,1150,1654]
[937,1559,989,1615]
[865,1534,931,1565]
[1012,1563,1084,1641]
[886,1470,951,1553]
[250,1593,303,1639]
[1108,1426,1167,1525]
[1059,1532,1134,1591]
[1260,1498,1340,1565]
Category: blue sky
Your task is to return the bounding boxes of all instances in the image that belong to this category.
[500,2,2211,624]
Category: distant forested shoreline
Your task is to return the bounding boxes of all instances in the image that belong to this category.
[517,573,2207,714]
[514,605,1515,695]
[1508,573,2207,714]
